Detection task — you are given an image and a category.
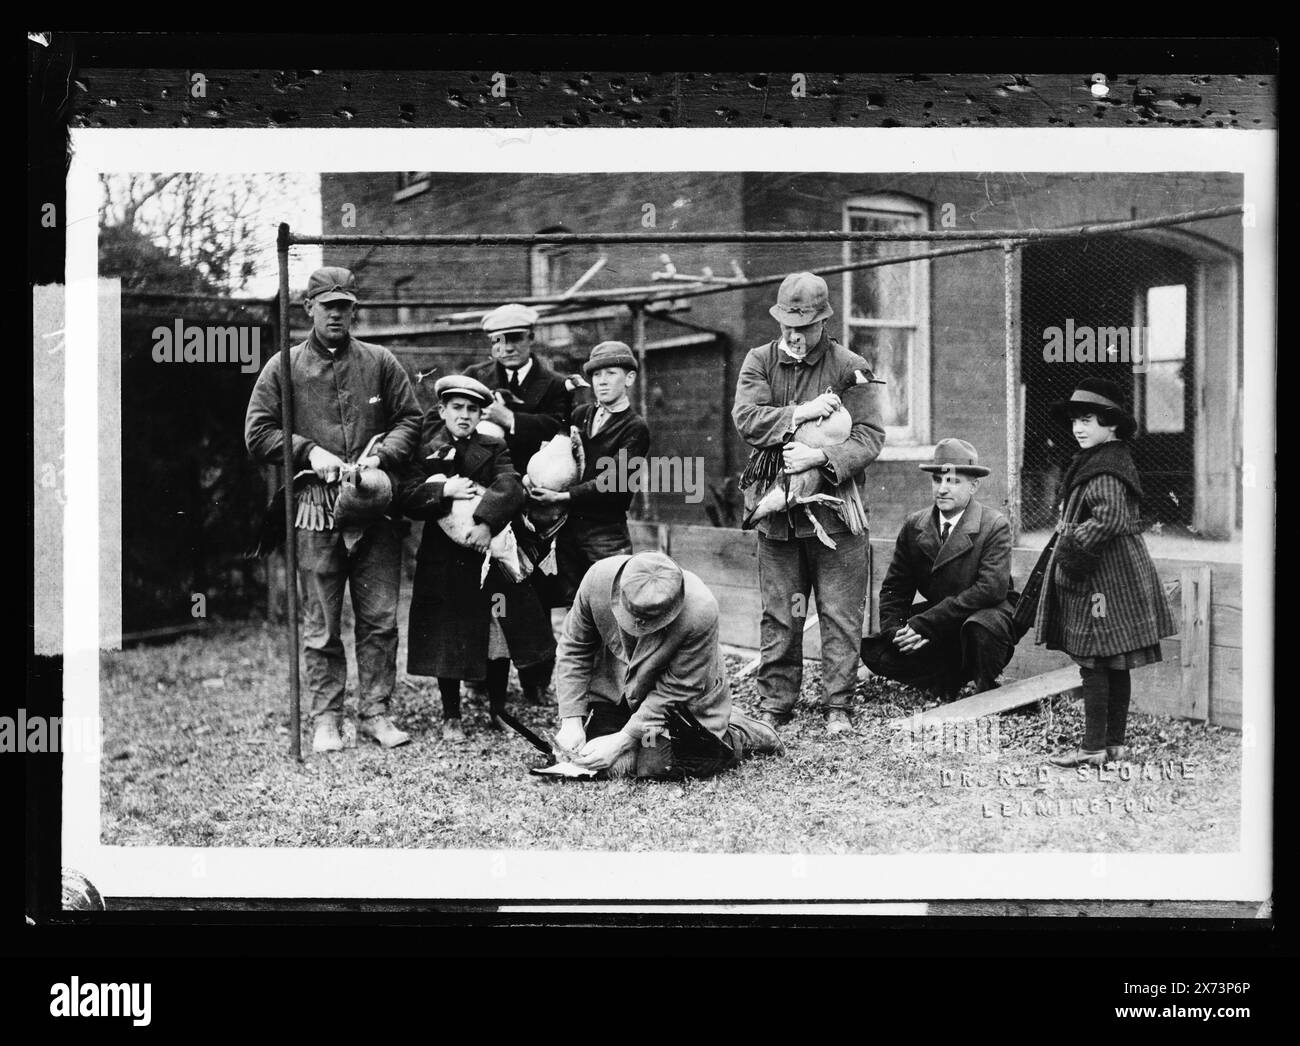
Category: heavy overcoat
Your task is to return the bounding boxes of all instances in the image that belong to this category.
[396,428,555,679]
[1034,441,1177,658]
[876,498,1016,642]
[463,357,573,470]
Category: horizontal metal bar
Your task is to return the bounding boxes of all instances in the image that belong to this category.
[288,205,1241,247]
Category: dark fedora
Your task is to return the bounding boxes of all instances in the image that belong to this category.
[612,551,686,637]
[1049,377,1137,439]
[918,438,990,477]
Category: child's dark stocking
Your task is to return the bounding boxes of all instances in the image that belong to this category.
[438,677,461,720]
[1079,666,1109,752]
[1105,668,1132,748]
[486,658,511,719]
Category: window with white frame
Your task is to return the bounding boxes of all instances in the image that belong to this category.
[530,228,575,349]
[842,195,931,447]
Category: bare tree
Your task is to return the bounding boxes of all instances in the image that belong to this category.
[100,172,311,295]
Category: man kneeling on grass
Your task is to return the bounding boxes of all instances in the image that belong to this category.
[552,551,783,779]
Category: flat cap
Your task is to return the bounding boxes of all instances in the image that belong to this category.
[582,340,638,376]
[482,303,539,335]
[434,374,493,407]
[305,266,359,304]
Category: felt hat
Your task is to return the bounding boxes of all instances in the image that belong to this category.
[1049,377,1137,439]
[583,340,638,376]
[434,374,493,407]
[612,552,687,637]
[769,272,833,327]
[305,266,359,304]
[918,438,990,477]
[482,303,539,335]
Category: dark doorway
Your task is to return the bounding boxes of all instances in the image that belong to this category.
[1021,236,1197,530]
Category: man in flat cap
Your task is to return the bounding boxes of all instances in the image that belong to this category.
[732,272,886,735]
[551,551,782,778]
[465,303,575,472]
[246,266,423,753]
[530,340,651,605]
[860,439,1019,699]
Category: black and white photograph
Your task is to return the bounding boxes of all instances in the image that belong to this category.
[42,121,1272,907]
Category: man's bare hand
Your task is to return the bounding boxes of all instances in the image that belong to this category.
[482,399,515,431]
[574,730,636,771]
[782,441,828,474]
[893,625,930,653]
[793,392,841,425]
[308,446,345,482]
[441,475,477,500]
[554,717,587,758]
[465,521,491,553]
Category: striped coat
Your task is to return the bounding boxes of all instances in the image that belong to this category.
[1034,471,1176,658]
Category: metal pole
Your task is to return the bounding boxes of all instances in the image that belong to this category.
[288,206,1243,247]
[277,223,302,762]
[1003,242,1022,545]
[630,303,651,522]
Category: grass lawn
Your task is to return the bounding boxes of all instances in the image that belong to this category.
[100,617,1240,854]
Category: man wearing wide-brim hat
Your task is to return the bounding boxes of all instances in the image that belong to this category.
[731,272,886,735]
[246,265,424,753]
[859,438,1020,700]
[551,552,782,778]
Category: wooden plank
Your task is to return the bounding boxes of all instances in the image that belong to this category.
[1210,645,1243,729]
[711,582,764,649]
[897,667,1082,726]
[1179,565,1212,722]
[1211,603,1242,650]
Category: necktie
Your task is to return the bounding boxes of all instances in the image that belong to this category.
[940,521,952,543]
[508,370,521,393]
[591,407,609,435]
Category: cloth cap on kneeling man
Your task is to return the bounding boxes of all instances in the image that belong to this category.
[613,552,687,637]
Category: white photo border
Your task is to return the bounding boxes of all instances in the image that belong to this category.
[62,127,1275,902]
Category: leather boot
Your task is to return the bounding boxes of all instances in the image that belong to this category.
[1048,748,1106,768]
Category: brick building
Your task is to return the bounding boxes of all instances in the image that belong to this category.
[318,171,1243,540]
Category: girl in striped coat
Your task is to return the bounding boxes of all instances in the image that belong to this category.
[1034,378,1177,767]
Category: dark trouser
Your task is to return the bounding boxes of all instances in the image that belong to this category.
[555,518,633,607]
[583,699,781,779]
[756,530,869,715]
[1080,666,1131,750]
[860,604,1016,698]
[297,518,402,722]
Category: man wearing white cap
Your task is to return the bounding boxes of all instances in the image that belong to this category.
[465,303,575,472]
[246,266,423,753]
[552,552,782,778]
[732,272,886,735]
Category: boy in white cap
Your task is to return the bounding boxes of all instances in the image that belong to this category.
[395,375,556,740]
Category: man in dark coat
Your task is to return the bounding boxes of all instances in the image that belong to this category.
[860,438,1018,699]
[395,375,556,739]
[245,266,423,753]
[464,303,575,472]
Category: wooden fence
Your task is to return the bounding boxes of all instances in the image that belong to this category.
[630,522,1243,729]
